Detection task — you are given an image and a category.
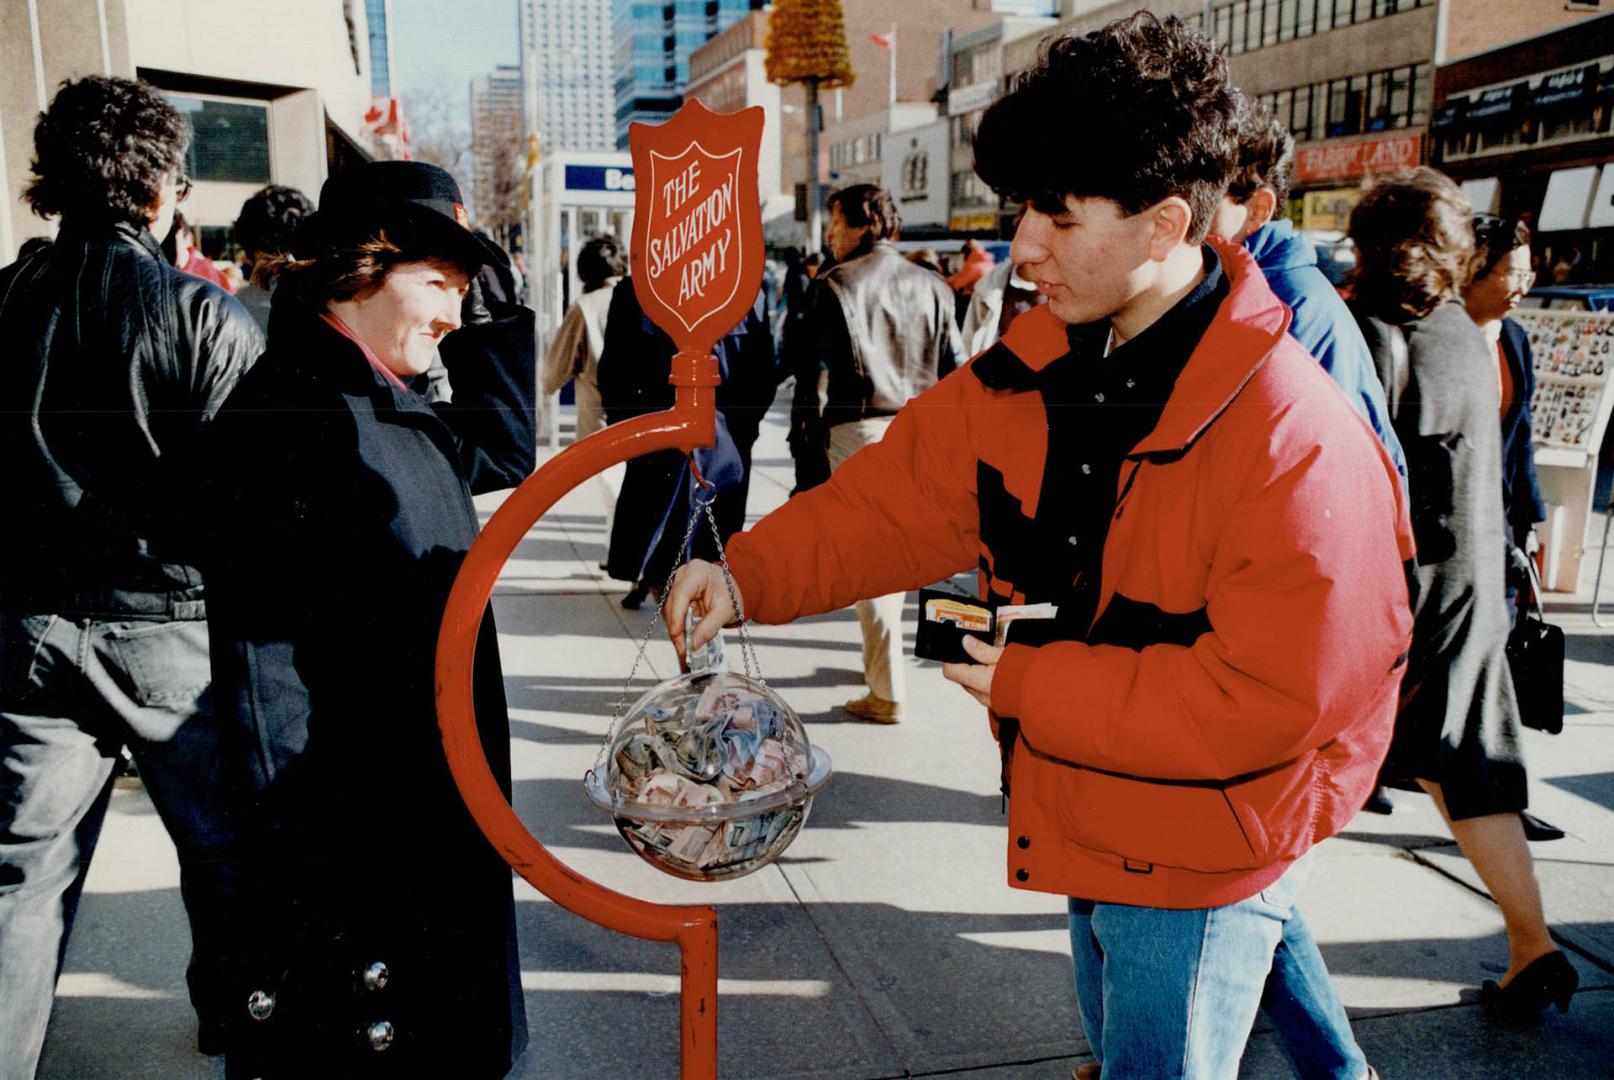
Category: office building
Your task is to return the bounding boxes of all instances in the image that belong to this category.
[611,0,767,148]
[471,63,527,226]
[522,0,616,152]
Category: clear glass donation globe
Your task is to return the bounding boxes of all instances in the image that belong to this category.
[584,671,832,881]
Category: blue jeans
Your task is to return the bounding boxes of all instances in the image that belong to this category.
[1068,855,1366,1079]
[0,612,238,1079]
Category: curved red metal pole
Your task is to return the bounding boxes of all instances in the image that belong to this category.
[437,351,723,1078]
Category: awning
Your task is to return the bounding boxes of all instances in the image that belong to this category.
[1532,65,1598,110]
[1431,98,1467,130]
[1468,82,1528,122]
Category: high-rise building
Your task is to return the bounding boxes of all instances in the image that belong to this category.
[365,0,395,98]
[611,0,768,148]
[521,0,616,153]
[470,63,527,225]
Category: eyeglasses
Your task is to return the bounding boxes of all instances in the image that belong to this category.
[1502,269,1536,289]
[175,175,193,202]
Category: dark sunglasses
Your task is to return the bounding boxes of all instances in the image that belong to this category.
[175,175,193,202]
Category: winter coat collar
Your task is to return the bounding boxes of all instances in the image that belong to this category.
[985,238,1291,458]
[56,219,164,262]
[267,295,436,419]
[1242,219,1318,274]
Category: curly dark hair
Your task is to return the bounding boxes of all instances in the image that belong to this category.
[235,185,315,272]
[269,216,480,308]
[826,184,901,241]
[1227,98,1295,217]
[25,75,189,226]
[1471,214,1532,281]
[973,12,1239,245]
[576,234,627,292]
[1348,167,1474,322]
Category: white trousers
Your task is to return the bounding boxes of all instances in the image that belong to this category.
[826,419,906,705]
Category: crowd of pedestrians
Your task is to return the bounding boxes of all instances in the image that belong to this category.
[0,8,1582,1079]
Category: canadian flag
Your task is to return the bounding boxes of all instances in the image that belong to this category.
[870,31,892,48]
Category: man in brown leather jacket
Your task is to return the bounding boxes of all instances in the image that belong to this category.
[801,183,963,722]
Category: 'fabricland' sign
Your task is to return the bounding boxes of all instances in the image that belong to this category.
[1295,132,1422,184]
[564,164,636,192]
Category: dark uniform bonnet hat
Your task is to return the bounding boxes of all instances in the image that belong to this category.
[299,160,506,271]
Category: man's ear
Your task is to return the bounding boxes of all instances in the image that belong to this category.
[1246,187,1278,233]
[1148,197,1194,261]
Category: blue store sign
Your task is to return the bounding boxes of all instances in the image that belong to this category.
[565,164,635,192]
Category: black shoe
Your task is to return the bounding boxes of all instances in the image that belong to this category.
[1521,811,1565,842]
[1480,950,1578,1019]
[1362,785,1394,815]
[620,584,649,610]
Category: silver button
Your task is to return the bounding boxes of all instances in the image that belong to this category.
[247,990,275,1021]
[1067,536,1079,546]
[362,962,390,992]
[1094,392,1105,402]
[366,1020,395,1051]
[1125,379,1136,389]
[1081,463,1092,475]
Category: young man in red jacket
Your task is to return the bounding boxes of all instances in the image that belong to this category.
[668,13,1410,1077]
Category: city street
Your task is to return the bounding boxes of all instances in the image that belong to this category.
[37,401,1614,1079]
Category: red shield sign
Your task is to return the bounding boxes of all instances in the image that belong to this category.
[629,101,765,358]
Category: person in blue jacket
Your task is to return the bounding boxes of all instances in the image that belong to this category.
[1209,101,1408,485]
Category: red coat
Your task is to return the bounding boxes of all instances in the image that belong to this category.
[726,241,1414,908]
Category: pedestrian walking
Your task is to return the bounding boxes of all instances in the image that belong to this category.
[599,282,774,608]
[946,236,997,325]
[233,184,315,332]
[163,209,234,292]
[1348,168,1576,1021]
[784,249,832,494]
[200,161,535,1074]
[802,183,962,723]
[960,253,1046,355]
[541,234,625,442]
[668,15,1410,1076]
[0,75,263,1072]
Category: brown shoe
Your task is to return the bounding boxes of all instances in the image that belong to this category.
[1072,1064,1101,1080]
[844,693,902,723]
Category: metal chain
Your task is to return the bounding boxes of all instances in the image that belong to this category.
[604,459,765,753]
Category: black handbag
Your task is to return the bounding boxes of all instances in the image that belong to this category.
[1507,556,1565,735]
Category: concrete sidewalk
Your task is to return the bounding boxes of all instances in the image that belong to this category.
[37,404,1614,1078]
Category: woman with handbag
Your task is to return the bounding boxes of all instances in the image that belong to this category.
[201,161,535,1075]
[1348,169,1575,1021]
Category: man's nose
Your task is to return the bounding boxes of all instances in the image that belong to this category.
[1010,217,1046,269]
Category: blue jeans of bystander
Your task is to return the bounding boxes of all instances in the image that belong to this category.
[0,612,237,1079]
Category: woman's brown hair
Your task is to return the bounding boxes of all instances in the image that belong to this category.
[268,216,478,307]
[1348,167,1475,322]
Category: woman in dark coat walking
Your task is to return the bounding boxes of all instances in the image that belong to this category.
[202,162,535,1075]
[1349,169,1574,1020]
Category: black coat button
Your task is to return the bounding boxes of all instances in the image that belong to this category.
[1015,868,1029,882]
[1016,835,1030,849]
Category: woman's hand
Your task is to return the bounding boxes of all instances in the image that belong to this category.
[942,634,1003,710]
[664,559,739,659]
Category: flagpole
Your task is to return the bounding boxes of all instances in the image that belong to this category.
[888,23,897,108]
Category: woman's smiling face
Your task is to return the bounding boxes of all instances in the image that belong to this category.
[335,259,471,378]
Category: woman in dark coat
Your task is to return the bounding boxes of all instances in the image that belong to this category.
[1348,168,1573,1019]
[203,162,535,1075]
[598,281,777,607]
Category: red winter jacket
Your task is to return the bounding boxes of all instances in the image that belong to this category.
[727,241,1414,909]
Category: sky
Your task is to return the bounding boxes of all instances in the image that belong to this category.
[391,0,522,135]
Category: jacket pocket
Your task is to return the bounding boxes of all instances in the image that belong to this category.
[1222,749,1321,864]
[1054,766,1258,873]
[100,619,210,709]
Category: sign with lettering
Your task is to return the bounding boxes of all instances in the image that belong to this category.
[564,164,636,192]
[629,100,764,356]
[1294,132,1423,184]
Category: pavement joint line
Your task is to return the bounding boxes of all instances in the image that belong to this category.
[775,863,914,1076]
[1401,846,1614,978]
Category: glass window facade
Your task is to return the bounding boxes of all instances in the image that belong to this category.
[613,0,763,146]
[1213,0,1432,56]
[167,95,271,184]
[1261,61,1431,145]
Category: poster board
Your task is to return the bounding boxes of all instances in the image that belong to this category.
[1512,308,1614,466]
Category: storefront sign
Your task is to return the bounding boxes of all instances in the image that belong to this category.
[629,100,764,356]
[1532,65,1598,110]
[1294,133,1422,184]
[1469,82,1527,121]
[565,164,636,192]
[1431,98,1467,130]
[948,212,996,233]
[1300,188,1362,233]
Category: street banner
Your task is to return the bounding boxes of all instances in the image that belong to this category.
[629,101,765,358]
[1294,132,1422,184]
